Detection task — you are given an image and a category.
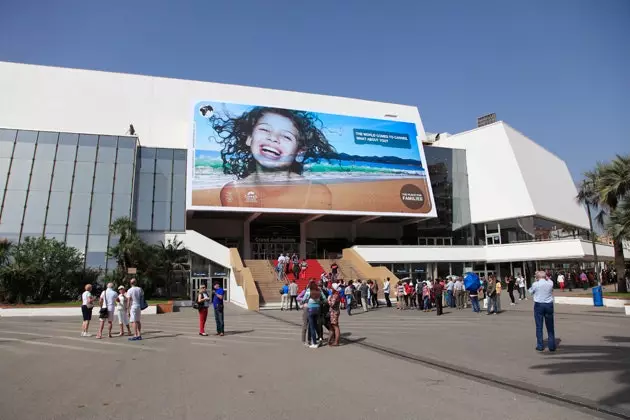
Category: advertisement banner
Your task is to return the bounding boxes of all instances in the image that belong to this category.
[190,101,435,217]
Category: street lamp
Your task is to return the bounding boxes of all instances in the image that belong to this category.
[585,202,601,286]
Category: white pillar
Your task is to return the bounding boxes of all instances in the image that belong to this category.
[484,262,488,279]
[449,262,452,276]
[497,223,501,244]
[509,261,513,277]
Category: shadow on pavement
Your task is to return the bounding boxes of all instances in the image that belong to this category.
[223,330,254,336]
[529,336,630,410]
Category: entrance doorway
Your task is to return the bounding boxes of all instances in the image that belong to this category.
[252,242,298,260]
[191,277,228,303]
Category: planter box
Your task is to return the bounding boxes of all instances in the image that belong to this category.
[625,305,630,316]
[156,301,174,314]
[0,305,158,317]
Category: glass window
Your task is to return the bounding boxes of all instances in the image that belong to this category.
[172,175,185,203]
[0,158,11,189]
[67,192,91,232]
[0,190,26,226]
[0,129,16,158]
[76,134,98,162]
[93,162,115,194]
[22,190,49,230]
[105,257,118,272]
[72,162,95,193]
[171,199,185,231]
[6,160,33,190]
[34,132,58,160]
[0,222,20,235]
[13,130,38,159]
[153,172,172,202]
[173,158,186,175]
[116,137,136,164]
[46,191,70,225]
[138,148,156,173]
[97,136,117,162]
[56,133,78,161]
[44,231,66,242]
[135,200,153,230]
[114,163,134,194]
[66,234,87,254]
[152,200,170,231]
[20,231,43,242]
[44,223,67,234]
[111,194,131,220]
[137,173,154,201]
[156,148,173,160]
[51,161,75,192]
[85,252,107,269]
[88,193,112,235]
[87,234,109,252]
[29,159,54,191]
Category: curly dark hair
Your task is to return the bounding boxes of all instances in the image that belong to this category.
[210,106,337,179]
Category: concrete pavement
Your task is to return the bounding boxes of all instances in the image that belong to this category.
[0,304,624,419]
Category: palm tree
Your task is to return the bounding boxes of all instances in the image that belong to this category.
[157,236,189,298]
[577,155,630,292]
[108,217,144,281]
[608,199,630,240]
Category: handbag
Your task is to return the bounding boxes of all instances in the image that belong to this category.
[99,291,109,318]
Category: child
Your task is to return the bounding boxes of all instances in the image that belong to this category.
[212,107,336,209]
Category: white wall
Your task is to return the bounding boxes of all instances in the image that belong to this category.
[354,239,625,263]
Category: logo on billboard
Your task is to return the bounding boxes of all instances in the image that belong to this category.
[191,101,435,217]
[400,184,425,210]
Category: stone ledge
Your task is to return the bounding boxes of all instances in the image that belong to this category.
[0,306,158,317]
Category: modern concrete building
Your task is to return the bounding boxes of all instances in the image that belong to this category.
[0,61,627,309]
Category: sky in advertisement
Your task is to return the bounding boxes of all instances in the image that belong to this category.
[0,0,628,181]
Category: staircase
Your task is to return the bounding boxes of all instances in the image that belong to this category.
[317,259,364,281]
[244,260,279,305]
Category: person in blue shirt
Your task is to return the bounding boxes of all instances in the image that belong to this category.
[280,283,289,311]
[528,271,556,352]
[212,283,225,336]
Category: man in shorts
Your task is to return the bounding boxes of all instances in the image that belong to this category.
[96,283,118,339]
[126,278,144,341]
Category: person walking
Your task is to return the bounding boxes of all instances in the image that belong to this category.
[344,280,354,316]
[359,280,369,312]
[396,281,405,310]
[495,278,503,312]
[470,286,481,313]
[299,259,309,280]
[486,276,498,315]
[371,280,379,308]
[298,288,310,346]
[529,271,556,352]
[433,279,444,316]
[212,282,225,336]
[196,284,211,336]
[291,253,300,280]
[383,277,392,307]
[288,279,299,311]
[96,283,117,339]
[302,281,325,349]
[421,282,431,312]
[330,261,339,282]
[454,278,465,310]
[507,276,516,306]
[126,278,144,341]
[327,284,341,346]
[516,274,526,300]
[280,282,289,311]
[80,284,95,337]
[115,285,132,337]
[557,272,565,292]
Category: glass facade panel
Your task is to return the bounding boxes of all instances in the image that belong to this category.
[111,194,132,220]
[137,173,154,201]
[0,158,11,190]
[0,190,27,226]
[56,133,79,161]
[93,162,115,194]
[72,162,95,193]
[136,201,153,230]
[152,200,170,231]
[0,128,16,158]
[51,161,75,192]
[29,159,54,191]
[13,130,38,159]
[22,190,49,231]
[67,192,91,233]
[76,134,98,162]
[116,137,136,164]
[153,173,171,201]
[171,199,185,231]
[46,191,70,225]
[89,193,112,235]
[66,234,87,254]
[97,136,117,162]
[34,132,58,160]
[87,234,109,252]
[138,148,155,173]
[7,160,33,190]
[172,174,185,203]
[85,252,107,269]
[114,163,134,194]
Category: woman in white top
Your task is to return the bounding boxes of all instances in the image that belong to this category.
[115,285,132,336]
[80,284,94,337]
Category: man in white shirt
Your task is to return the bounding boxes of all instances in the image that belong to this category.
[529,271,556,352]
[557,272,565,292]
[96,283,118,339]
[383,277,391,307]
[126,278,144,341]
[516,275,527,300]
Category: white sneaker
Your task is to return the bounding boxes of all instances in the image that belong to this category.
[510,303,515,306]
[304,342,309,347]
[81,332,85,337]
[309,344,319,349]
[85,333,92,337]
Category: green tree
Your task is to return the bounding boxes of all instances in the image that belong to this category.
[577,155,630,292]
[156,236,189,298]
[108,217,145,281]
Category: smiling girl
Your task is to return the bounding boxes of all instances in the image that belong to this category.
[211,107,336,209]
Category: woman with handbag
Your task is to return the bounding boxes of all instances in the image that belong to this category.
[197,284,211,336]
[327,284,342,347]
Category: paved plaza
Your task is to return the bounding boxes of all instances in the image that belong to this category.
[0,301,628,420]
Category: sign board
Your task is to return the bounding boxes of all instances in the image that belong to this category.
[190,101,435,217]
[127,268,137,274]
[477,113,497,128]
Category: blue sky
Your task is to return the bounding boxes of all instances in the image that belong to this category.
[0,0,628,182]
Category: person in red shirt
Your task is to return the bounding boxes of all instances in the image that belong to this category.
[404,281,413,309]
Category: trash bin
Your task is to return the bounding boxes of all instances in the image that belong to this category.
[592,286,603,307]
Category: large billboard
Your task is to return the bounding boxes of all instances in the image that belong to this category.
[190,101,435,217]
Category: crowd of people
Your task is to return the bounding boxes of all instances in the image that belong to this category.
[80,278,145,341]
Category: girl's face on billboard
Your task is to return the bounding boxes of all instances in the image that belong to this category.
[247,112,301,171]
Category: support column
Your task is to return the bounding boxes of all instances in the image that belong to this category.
[300,214,323,259]
[243,213,261,260]
[350,223,357,243]
[509,261,513,277]
[484,262,488,280]
[449,262,453,276]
